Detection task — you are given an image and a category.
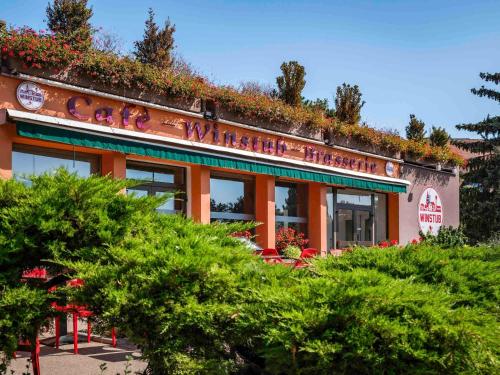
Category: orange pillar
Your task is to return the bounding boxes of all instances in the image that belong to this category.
[190,165,211,224]
[255,175,275,249]
[101,152,126,179]
[0,124,14,180]
[387,193,399,243]
[308,182,327,255]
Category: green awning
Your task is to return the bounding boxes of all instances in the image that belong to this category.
[16,122,406,193]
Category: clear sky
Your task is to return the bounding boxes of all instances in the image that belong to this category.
[2,0,499,137]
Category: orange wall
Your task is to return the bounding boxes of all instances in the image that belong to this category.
[190,165,211,224]
[0,75,400,179]
[387,193,399,242]
[255,174,276,249]
[308,183,328,254]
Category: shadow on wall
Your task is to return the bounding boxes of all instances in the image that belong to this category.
[401,165,452,203]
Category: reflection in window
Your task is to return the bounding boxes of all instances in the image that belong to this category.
[210,173,255,222]
[126,162,185,215]
[326,187,388,249]
[12,144,100,182]
[275,182,307,235]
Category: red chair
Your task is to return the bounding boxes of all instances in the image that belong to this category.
[50,279,117,354]
[294,248,318,268]
[300,248,318,258]
[260,248,283,264]
[15,336,40,375]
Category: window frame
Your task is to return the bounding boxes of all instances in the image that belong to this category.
[210,171,255,222]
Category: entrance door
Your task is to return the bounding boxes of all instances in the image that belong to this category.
[336,208,373,248]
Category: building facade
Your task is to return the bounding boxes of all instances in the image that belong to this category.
[0,74,459,252]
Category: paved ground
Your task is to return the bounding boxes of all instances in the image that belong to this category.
[8,340,147,375]
[7,319,147,375]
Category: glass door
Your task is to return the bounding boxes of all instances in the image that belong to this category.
[335,208,373,248]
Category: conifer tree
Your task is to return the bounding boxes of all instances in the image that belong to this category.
[429,126,449,147]
[276,61,306,106]
[134,8,176,69]
[46,0,93,50]
[335,83,365,124]
[406,114,426,141]
[453,72,500,243]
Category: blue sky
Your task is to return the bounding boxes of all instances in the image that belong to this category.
[3,0,499,137]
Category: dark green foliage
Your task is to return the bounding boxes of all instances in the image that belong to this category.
[420,226,467,248]
[303,98,335,118]
[334,83,365,124]
[405,114,426,141]
[429,126,449,147]
[276,61,306,106]
[1,172,498,374]
[134,8,176,69]
[453,72,500,244]
[46,0,93,50]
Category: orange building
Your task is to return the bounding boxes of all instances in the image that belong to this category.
[0,74,459,252]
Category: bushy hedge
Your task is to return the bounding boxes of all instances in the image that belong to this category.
[0,172,498,374]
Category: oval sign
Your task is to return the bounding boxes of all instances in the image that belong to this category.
[418,188,443,235]
[385,161,394,177]
[16,82,44,111]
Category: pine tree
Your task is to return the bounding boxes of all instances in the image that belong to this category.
[46,0,93,50]
[276,61,306,106]
[335,83,365,124]
[406,114,426,141]
[453,72,500,243]
[303,98,335,118]
[429,126,449,147]
[134,8,175,69]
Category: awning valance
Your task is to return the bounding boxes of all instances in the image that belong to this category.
[15,121,407,193]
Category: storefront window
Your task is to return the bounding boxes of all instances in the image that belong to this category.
[12,144,100,182]
[275,182,308,234]
[326,188,387,249]
[126,162,185,214]
[210,172,255,222]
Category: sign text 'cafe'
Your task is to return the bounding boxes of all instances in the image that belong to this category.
[67,95,379,175]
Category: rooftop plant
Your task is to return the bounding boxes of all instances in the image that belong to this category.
[0,27,463,166]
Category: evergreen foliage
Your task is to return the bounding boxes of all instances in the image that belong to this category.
[303,98,335,118]
[429,126,449,147]
[334,83,365,124]
[46,0,93,50]
[276,61,306,106]
[405,114,426,141]
[133,8,176,69]
[453,72,500,243]
[1,172,498,374]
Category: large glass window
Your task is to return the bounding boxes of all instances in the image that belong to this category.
[126,162,186,214]
[210,172,255,222]
[275,182,308,234]
[12,144,100,182]
[326,188,387,249]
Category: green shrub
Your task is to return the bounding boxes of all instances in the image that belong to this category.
[420,226,468,248]
[282,245,301,259]
[1,172,498,374]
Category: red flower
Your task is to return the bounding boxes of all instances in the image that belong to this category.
[378,240,389,248]
[411,238,419,245]
[390,239,398,246]
[18,51,26,57]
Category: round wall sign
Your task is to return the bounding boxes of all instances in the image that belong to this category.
[16,82,44,111]
[385,161,394,176]
[418,188,443,235]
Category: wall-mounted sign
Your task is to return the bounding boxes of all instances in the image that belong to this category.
[385,161,394,176]
[17,82,44,111]
[418,188,443,235]
[64,95,388,176]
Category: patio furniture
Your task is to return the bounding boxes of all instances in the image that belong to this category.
[50,279,117,354]
[15,336,40,375]
[294,248,318,268]
[260,248,283,263]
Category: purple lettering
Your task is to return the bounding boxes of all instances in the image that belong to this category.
[225,131,237,146]
[136,108,151,130]
[67,96,92,120]
[240,136,249,149]
[95,107,114,125]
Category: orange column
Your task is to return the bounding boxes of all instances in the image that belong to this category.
[0,124,14,180]
[308,182,328,255]
[255,174,275,249]
[387,193,399,243]
[101,152,126,179]
[190,165,211,224]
